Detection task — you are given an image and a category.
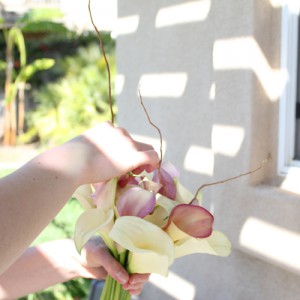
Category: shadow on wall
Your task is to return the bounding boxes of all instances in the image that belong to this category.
[116,1,299,300]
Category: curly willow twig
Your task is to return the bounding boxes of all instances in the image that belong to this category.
[137,85,163,170]
[88,0,114,124]
[191,154,272,201]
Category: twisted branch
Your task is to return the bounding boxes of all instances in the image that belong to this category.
[88,0,114,124]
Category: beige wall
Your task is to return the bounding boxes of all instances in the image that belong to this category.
[117,1,300,299]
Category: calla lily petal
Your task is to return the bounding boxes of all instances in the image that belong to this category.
[145,194,178,228]
[153,164,176,200]
[73,184,95,209]
[174,231,231,258]
[139,177,162,193]
[74,208,114,253]
[165,204,214,240]
[118,174,139,188]
[117,186,155,218]
[91,178,117,212]
[109,216,174,276]
[174,180,202,205]
[161,162,180,178]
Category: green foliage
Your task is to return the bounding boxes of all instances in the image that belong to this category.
[6,26,27,67]
[19,278,91,300]
[6,58,55,105]
[18,8,64,23]
[22,42,116,146]
[22,21,68,35]
[17,7,68,35]
[0,59,5,70]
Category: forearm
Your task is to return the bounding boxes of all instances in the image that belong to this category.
[0,240,84,300]
[0,122,159,276]
[0,143,82,274]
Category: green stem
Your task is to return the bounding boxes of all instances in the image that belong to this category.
[99,251,131,300]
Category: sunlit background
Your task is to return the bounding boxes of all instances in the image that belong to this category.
[1,0,300,299]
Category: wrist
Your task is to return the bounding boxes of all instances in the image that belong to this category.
[33,142,85,188]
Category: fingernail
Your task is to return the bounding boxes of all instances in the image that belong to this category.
[116,271,128,284]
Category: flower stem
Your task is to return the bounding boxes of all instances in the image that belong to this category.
[99,251,131,300]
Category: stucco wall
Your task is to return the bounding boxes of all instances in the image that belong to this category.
[117,0,300,299]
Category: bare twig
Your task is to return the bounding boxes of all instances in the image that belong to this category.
[88,0,114,124]
[138,85,163,170]
[192,154,271,201]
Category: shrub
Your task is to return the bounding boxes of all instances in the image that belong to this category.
[22,40,116,146]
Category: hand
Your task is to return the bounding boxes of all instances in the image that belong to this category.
[66,122,160,185]
[79,237,150,296]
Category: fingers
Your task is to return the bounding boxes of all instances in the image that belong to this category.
[123,273,150,296]
[99,250,129,285]
[131,150,160,173]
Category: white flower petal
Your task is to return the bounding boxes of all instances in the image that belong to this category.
[74,208,114,253]
[109,216,174,276]
[174,230,231,258]
[73,184,94,209]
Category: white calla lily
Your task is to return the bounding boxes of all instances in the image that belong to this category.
[174,230,231,258]
[73,184,95,209]
[92,178,117,212]
[109,216,174,276]
[174,180,202,205]
[74,208,115,253]
[145,194,177,228]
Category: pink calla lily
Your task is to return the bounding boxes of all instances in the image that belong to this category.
[153,162,180,200]
[139,177,162,193]
[118,173,139,188]
[117,186,156,218]
[165,204,214,241]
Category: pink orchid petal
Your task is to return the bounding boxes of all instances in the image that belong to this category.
[166,204,214,238]
[117,186,155,218]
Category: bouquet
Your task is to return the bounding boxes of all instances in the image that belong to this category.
[73,161,231,300]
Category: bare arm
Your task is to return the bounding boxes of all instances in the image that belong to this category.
[0,239,149,299]
[0,122,159,275]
